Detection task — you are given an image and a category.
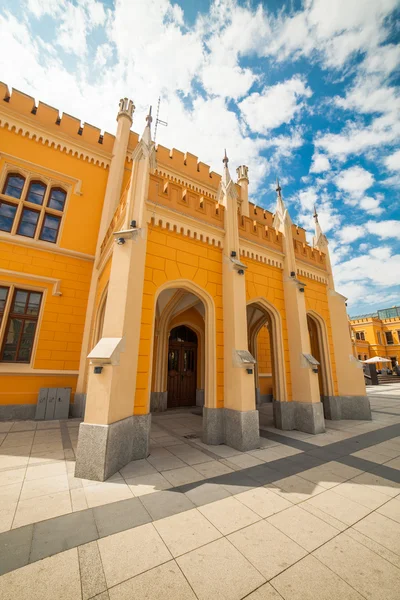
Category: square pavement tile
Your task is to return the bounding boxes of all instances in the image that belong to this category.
[108,561,197,600]
[345,528,400,570]
[267,505,339,552]
[193,460,234,478]
[0,422,13,433]
[78,541,107,600]
[299,464,346,489]
[154,508,222,557]
[83,481,134,508]
[331,480,391,510]
[198,496,261,535]
[234,487,292,518]
[0,507,17,533]
[377,496,400,523]
[161,466,204,487]
[127,473,172,497]
[119,459,157,480]
[223,454,265,469]
[2,482,23,510]
[30,509,98,562]
[349,471,400,498]
[139,489,195,520]
[0,547,81,600]
[304,489,371,526]
[353,512,400,556]
[177,537,265,600]
[267,475,326,504]
[20,474,69,501]
[146,451,187,472]
[384,457,400,470]
[167,444,214,465]
[179,480,232,506]
[228,520,307,580]
[24,462,67,482]
[93,497,151,538]
[245,583,285,600]
[98,523,172,588]
[0,524,33,576]
[271,554,364,600]
[314,532,400,600]
[12,490,72,529]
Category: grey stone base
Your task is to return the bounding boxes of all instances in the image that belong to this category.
[75,414,151,482]
[203,407,225,445]
[0,404,36,420]
[196,389,205,408]
[150,391,168,413]
[273,401,325,434]
[224,408,260,451]
[323,395,371,421]
[70,394,86,418]
[203,407,260,451]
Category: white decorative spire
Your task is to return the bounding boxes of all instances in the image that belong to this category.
[312,204,328,249]
[217,149,237,206]
[273,177,292,230]
[118,97,135,123]
[131,106,156,169]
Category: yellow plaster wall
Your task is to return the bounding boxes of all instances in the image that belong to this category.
[134,224,224,414]
[244,258,292,401]
[0,124,108,406]
[304,277,338,395]
[257,326,273,395]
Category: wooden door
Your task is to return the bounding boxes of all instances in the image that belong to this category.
[167,326,197,408]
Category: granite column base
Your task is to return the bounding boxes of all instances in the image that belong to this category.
[273,400,325,434]
[323,395,371,421]
[74,414,151,482]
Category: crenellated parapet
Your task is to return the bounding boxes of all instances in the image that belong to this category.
[0,83,115,166]
[293,238,327,269]
[155,144,223,191]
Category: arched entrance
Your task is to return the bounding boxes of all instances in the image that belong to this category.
[247,298,287,405]
[307,311,334,401]
[167,325,198,408]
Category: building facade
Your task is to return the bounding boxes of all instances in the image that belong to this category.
[350,306,400,367]
[0,86,370,481]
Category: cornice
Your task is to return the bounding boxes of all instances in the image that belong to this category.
[0,269,62,296]
[0,234,94,262]
[154,164,219,200]
[239,239,284,270]
[0,108,111,169]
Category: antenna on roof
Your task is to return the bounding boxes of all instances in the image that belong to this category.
[154,96,168,144]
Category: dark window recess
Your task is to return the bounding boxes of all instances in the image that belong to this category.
[26,181,46,206]
[0,201,17,232]
[17,208,40,238]
[2,174,25,199]
[169,325,198,344]
[40,214,61,243]
[0,289,42,363]
[48,188,66,211]
[385,331,394,345]
[0,286,9,327]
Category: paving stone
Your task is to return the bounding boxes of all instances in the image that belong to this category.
[177,537,265,600]
[235,487,292,518]
[0,547,81,600]
[332,480,390,509]
[314,533,400,600]
[161,465,204,487]
[353,512,400,556]
[93,497,151,538]
[245,583,284,600]
[377,496,400,523]
[108,561,197,600]
[139,489,195,520]
[198,496,260,535]
[268,504,339,551]
[271,554,364,599]
[30,509,98,562]
[216,470,262,494]
[345,527,400,570]
[78,541,107,600]
[13,490,72,528]
[98,523,172,588]
[0,524,33,576]
[154,508,221,557]
[304,489,371,526]
[228,520,307,580]
[267,475,326,504]
[193,460,234,478]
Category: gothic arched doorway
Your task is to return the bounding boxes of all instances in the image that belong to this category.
[167,325,198,408]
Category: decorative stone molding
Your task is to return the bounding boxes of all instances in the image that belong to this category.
[0,268,62,296]
[239,242,284,269]
[296,266,328,284]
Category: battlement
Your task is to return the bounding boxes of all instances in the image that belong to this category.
[155,144,221,191]
[293,238,327,269]
[238,214,283,252]
[0,83,115,154]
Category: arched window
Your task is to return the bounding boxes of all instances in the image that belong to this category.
[48,187,67,211]
[26,181,47,205]
[2,174,25,199]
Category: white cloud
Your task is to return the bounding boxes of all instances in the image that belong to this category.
[337,225,365,243]
[239,76,311,134]
[298,188,318,212]
[365,220,400,240]
[358,196,383,216]
[335,166,374,198]
[310,153,330,173]
[94,44,113,67]
[385,149,400,171]
[201,64,256,99]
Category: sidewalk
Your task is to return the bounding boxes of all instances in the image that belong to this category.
[0,388,400,599]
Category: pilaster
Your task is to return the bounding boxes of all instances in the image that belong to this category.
[236,165,249,218]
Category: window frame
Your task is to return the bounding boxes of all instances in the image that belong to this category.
[0,167,69,246]
[377,331,382,345]
[0,199,19,233]
[0,287,43,364]
[16,206,41,239]
[385,331,394,345]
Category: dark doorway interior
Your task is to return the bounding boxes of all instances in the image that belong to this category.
[167,325,197,408]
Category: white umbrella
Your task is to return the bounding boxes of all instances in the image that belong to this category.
[362,356,391,363]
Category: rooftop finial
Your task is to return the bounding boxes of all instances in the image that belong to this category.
[313,204,318,222]
[223,149,229,167]
[276,177,282,197]
[146,106,153,126]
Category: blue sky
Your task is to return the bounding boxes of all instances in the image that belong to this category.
[0,0,399,315]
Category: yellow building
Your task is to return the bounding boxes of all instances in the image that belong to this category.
[350,306,400,367]
[0,85,370,481]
